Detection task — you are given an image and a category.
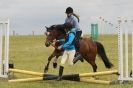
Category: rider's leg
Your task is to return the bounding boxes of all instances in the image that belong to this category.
[57,65,64,81]
[76,30,82,39]
[73,30,83,63]
[68,50,76,65]
[73,53,83,64]
[57,51,67,81]
[75,31,82,51]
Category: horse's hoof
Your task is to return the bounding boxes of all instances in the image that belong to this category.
[89,77,96,80]
[56,76,62,81]
[44,68,48,73]
[44,69,48,73]
[53,63,57,68]
[80,58,84,62]
[130,70,132,77]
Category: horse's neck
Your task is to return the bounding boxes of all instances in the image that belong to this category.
[57,34,66,40]
[55,42,62,46]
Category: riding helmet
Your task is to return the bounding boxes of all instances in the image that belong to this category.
[65,7,73,14]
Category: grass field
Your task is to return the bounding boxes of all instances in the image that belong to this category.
[0,35,133,88]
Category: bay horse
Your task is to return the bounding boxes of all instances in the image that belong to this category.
[44,24,113,73]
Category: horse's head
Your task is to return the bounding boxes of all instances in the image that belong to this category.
[45,24,65,47]
[45,25,55,36]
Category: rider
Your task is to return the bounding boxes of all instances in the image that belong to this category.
[65,7,82,41]
[65,7,83,63]
[56,23,76,81]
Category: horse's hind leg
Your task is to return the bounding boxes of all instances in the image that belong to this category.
[85,57,97,79]
[89,60,98,80]
[85,57,97,72]
[90,61,97,72]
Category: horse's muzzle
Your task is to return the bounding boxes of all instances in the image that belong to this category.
[45,42,50,47]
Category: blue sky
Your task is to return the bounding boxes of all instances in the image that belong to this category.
[0,0,133,35]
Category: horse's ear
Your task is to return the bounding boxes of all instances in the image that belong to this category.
[45,26,50,32]
[45,26,48,29]
[53,25,56,27]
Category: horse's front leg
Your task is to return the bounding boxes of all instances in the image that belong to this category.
[53,55,60,68]
[44,53,55,73]
[53,49,63,68]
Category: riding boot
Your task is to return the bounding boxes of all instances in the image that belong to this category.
[73,54,84,64]
[57,66,64,81]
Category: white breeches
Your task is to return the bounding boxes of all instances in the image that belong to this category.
[60,50,75,66]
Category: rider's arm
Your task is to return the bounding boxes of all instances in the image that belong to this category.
[62,33,75,49]
[73,16,80,30]
[57,39,65,43]
[65,17,68,23]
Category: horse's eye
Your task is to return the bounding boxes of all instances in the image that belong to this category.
[45,32,47,35]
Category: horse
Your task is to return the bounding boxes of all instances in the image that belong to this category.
[44,25,65,73]
[44,24,113,73]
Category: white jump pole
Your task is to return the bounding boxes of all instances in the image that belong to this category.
[125,29,128,78]
[118,19,124,81]
[0,23,3,75]
[118,18,133,81]
[4,19,9,76]
[132,32,133,78]
[0,18,9,78]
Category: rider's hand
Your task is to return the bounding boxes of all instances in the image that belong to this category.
[53,39,60,43]
[53,39,57,42]
[57,45,62,50]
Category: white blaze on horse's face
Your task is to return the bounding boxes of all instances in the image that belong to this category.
[45,32,50,36]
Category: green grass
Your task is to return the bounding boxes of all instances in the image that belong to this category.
[1,35,133,88]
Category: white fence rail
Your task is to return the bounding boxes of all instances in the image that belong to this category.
[0,18,9,78]
[118,19,133,81]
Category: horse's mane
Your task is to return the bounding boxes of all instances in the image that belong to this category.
[50,24,66,34]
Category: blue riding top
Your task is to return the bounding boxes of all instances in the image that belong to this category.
[58,28,76,50]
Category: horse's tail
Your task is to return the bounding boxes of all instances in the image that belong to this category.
[95,41,113,68]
